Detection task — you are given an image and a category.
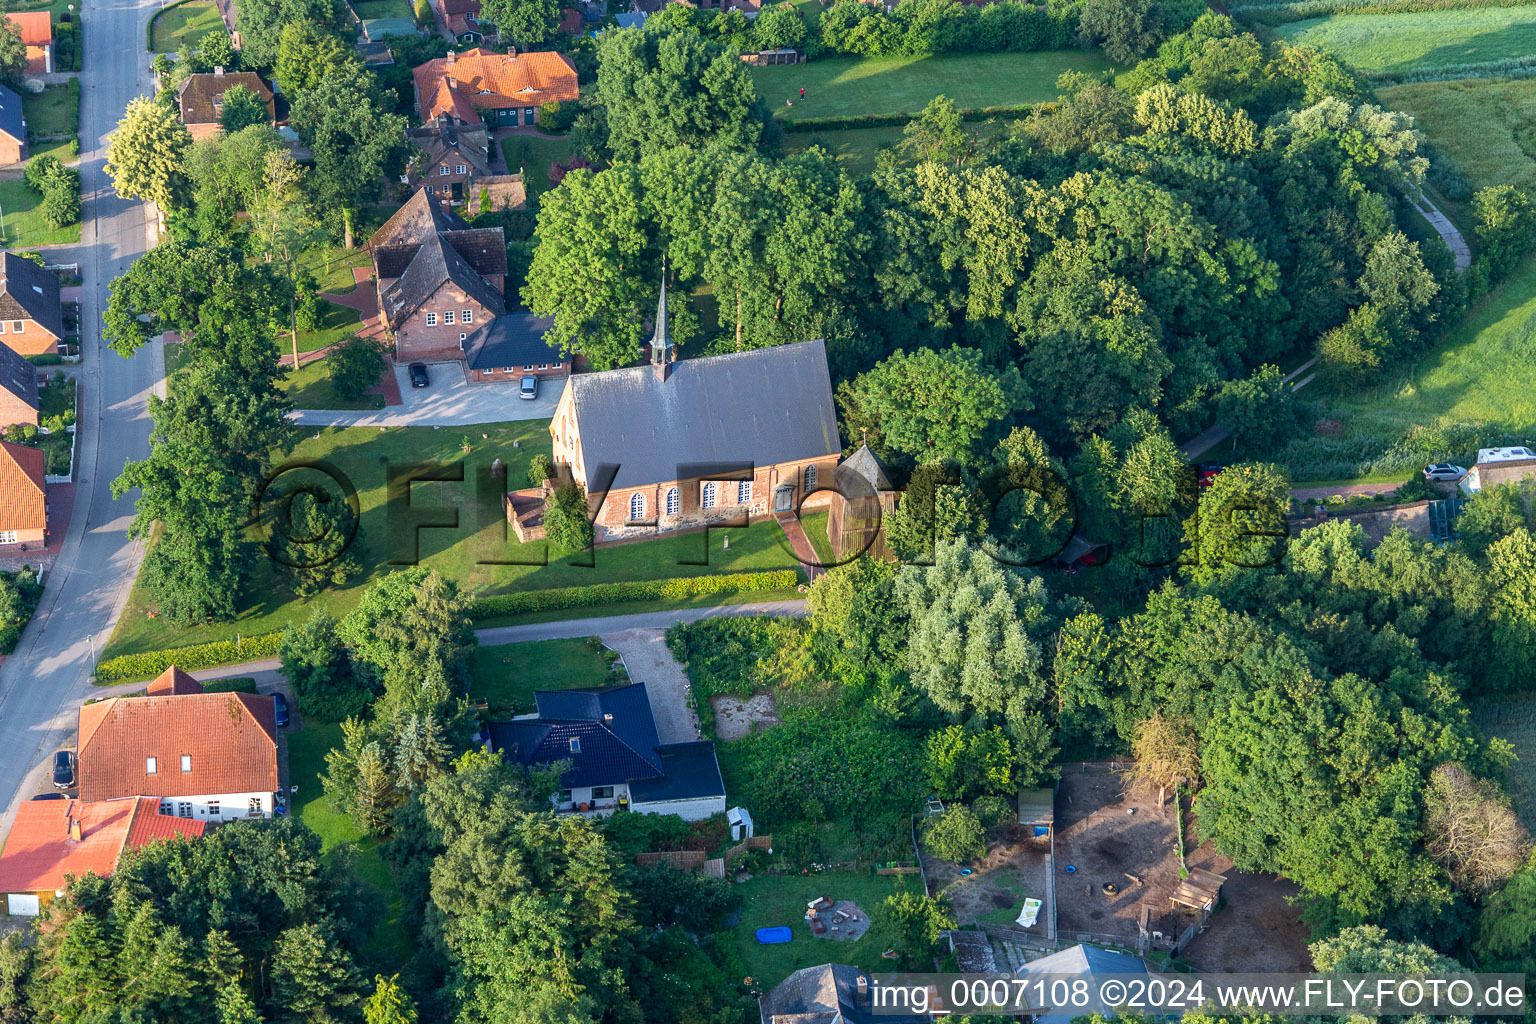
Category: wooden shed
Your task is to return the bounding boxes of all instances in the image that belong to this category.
[1017,787,1055,833]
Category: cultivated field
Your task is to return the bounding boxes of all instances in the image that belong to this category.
[750,51,1114,120]
[1473,693,1536,828]
[1379,77,1536,192]
[1276,6,1536,74]
[1279,255,1536,480]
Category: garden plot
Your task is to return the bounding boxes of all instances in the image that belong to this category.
[1180,870,1312,972]
[1052,772,1190,944]
[923,827,1053,937]
[710,693,780,740]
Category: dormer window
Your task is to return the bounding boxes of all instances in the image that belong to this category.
[568,737,581,753]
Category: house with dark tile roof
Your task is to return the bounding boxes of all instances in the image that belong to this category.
[549,284,842,540]
[413,48,577,127]
[759,963,928,1023]
[487,683,726,820]
[367,188,508,361]
[77,675,280,822]
[404,114,526,212]
[461,309,568,382]
[0,341,38,430]
[0,438,44,548]
[0,252,62,356]
[175,69,275,140]
[0,797,204,916]
[0,82,24,165]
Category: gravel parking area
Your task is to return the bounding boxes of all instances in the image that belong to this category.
[600,627,700,744]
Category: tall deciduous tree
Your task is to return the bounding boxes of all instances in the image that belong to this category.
[0,18,26,80]
[235,0,347,69]
[106,96,193,218]
[477,0,561,49]
[337,568,476,717]
[289,64,405,246]
[217,84,270,133]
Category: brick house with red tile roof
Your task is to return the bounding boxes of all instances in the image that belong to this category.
[175,69,276,141]
[368,188,507,360]
[146,665,204,697]
[0,797,204,915]
[77,684,280,823]
[5,13,52,74]
[413,48,578,127]
[0,439,45,548]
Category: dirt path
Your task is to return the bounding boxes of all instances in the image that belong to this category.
[1289,481,1401,501]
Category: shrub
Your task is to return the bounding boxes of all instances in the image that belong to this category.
[468,569,800,619]
[923,804,988,863]
[96,632,284,681]
[201,676,259,694]
[26,353,63,366]
[526,453,553,487]
[327,335,387,401]
[543,482,595,553]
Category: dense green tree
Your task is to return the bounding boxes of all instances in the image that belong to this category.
[364,975,418,1024]
[106,96,193,215]
[272,924,361,1023]
[182,124,286,241]
[837,346,1024,467]
[752,2,805,48]
[1472,185,1536,284]
[901,95,969,165]
[274,19,358,95]
[288,63,406,245]
[877,893,955,970]
[217,84,269,133]
[895,538,1057,781]
[597,28,765,162]
[327,335,387,401]
[924,725,1016,802]
[923,803,988,862]
[1183,461,1291,584]
[1475,852,1536,970]
[1021,71,1133,156]
[0,17,26,79]
[1214,364,1299,448]
[478,0,561,48]
[281,608,372,721]
[1079,0,1203,63]
[337,568,476,717]
[543,482,595,554]
[807,555,905,666]
[1455,482,1534,558]
[1486,527,1536,692]
[235,0,347,69]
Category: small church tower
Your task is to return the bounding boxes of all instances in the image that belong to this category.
[650,272,672,382]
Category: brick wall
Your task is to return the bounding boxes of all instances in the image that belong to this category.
[0,526,44,548]
[471,364,570,382]
[0,319,57,357]
[414,148,479,201]
[591,455,839,540]
[0,134,25,165]
[394,282,500,361]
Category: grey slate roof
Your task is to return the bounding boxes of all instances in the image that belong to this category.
[628,742,725,803]
[834,443,892,494]
[381,232,506,328]
[0,253,61,339]
[1017,944,1147,1024]
[760,964,926,1024]
[0,342,37,414]
[0,83,22,144]
[566,339,840,491]
[461,310,563,370]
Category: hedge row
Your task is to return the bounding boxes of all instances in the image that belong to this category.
[468,570,802,620]
[1236,0,1536,23]
[1367,54,1536,84]
[96,632,283,682]
[785,102,1048,133]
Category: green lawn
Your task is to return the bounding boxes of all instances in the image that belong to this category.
[1379,77,1536,193]
[500,134,574,201]
[286,722,413,960]
[1276,6,1536,74]
[729,871,920,988]
[23,80,79,139]
[280,352,387,411]
[301,246,374,295]
[0,179,80,246]
[1278,254,1536,481]
[286,299,365,358]
[471,586,807,629]
[469,637,619,716]
[28,138,78,167]
[150,0,225,52]
[353,0,413,17]
[1473,693,1536,830]
[104,420,806,657]
[751,50,1114,121]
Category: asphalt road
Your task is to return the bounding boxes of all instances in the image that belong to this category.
[0,0,159,831]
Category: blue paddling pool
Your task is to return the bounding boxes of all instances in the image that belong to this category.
[756,926,793,944]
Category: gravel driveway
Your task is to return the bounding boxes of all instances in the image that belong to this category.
[600,628,699,744]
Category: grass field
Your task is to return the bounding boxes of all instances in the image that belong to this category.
[0,180,80,247]
[782,117,1019,174]
[751,51,1114,120]
[1278,254,1536,480]
[23,80,79,139]
[728,871,920,988]
[150,0,225,52]
[301,245,374,294]
[289,299,365,357]
[500,135,573,202]
[1379,77,1536,192]
[352,0,413,17]
[1473,693,1536,829]
[280,352,386,411]
[286,721,413,959]
[1276,6,1536,74]
[469,637,618,716]
[104,420,806,656]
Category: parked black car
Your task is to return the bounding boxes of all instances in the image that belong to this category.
[32,793,64,800]
[52,750,75,790]
[273,692,289,728]
[409,363,430,388]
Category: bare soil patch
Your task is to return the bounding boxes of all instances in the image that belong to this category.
[922,825,1053,938]
[711,693,780,740]
[1054,772,1193,943]
[1181,867,1312,972]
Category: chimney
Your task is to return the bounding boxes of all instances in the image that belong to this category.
[213,65,225,76]
[446,50,456,64]
[856,975,869,1005]
[603,713,613,723]
[649,269,672,383]
[68,816,82,843]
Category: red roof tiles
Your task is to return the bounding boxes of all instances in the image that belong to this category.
[0,440,45,533]
[413,49,578,121]
[146,665,204,697]
[0,797,203,894]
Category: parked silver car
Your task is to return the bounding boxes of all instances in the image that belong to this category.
[1423,463,1466,482]
[519,375,539,400]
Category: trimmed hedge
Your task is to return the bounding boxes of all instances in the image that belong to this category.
[96,632,283,682]
[785,102,1048,133]
[96,570,801,680]
[468,570,802,620]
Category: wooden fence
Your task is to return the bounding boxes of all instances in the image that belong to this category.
[637,835,772,877]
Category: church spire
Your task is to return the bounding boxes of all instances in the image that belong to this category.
[650,265,673,382]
